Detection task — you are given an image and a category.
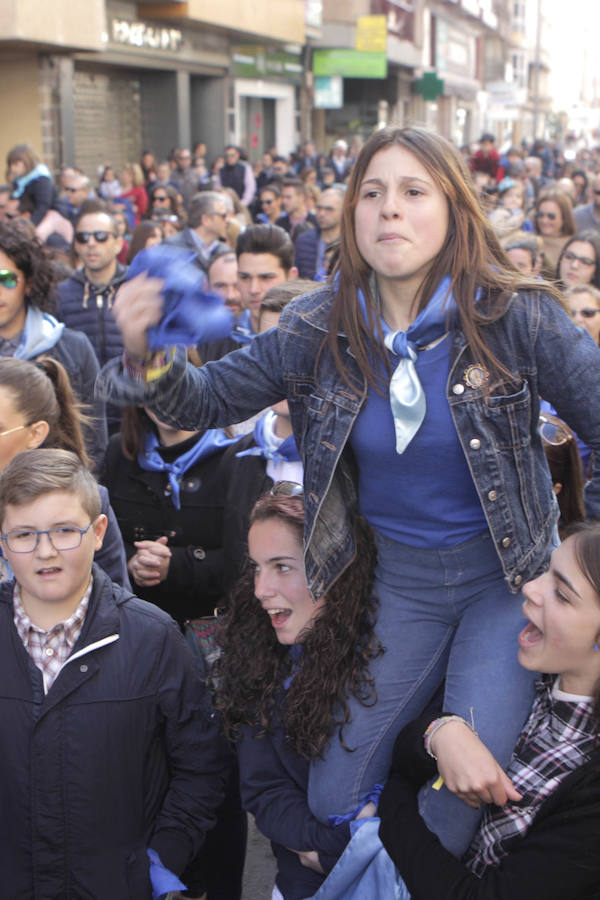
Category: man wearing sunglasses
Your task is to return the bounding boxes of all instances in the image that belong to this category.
[56,210,127,371]
[574,173,600,235]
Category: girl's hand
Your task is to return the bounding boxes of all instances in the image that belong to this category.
[430,719,522,808]
[113,273,164,360]
[297,851,324,874]
[128,536,171,586]
[356,801,377,819]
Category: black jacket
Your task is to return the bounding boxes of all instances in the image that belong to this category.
[0,565,228,899]
[56,264,128,367]
[101,432,229,622]
[378,709,600,900]
[294,227,321,279]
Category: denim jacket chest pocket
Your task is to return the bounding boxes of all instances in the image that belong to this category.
[481,379,533,451]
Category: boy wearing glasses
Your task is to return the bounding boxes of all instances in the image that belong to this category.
[56,209,128,367]
[0,448,228,898]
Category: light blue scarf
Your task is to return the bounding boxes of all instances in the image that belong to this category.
[235,410,301,463]
[12,163,52,198]
[357,275,456,453]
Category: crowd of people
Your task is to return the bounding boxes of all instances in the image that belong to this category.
[1,125,600,900]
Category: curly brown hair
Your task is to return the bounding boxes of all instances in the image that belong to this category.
[0,221,56,313]
[214,491,382,759]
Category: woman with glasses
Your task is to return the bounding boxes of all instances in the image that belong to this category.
[257,185,283,225]
[557,231,600,291]
[215,486,381,900]
[565,283,600,344]
[99,126,600,858]
[147,183,186,224]
[533,190,576,275]
[0,356,128,586]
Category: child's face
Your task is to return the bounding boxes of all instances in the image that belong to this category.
[519,536,600,695]
[1,490,106,612]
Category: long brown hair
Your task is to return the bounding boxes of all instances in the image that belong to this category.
[215,492,382,758]
[328,126,562,391]
[0,357,90,468]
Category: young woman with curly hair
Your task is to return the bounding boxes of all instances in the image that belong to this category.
[215,486,382,900]
[99,126,600,857]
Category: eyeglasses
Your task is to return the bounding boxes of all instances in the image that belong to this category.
[1,521,95,553]
[0,424,26,438]
[563,250,595,267]
[74,231,116,244]
[269,481,304,498]
[570,306,600,319]
[153,194,169,201]
[261,198,274,205]
[0,269,19,289]
[539,414,571,446]
[536,211,557,220]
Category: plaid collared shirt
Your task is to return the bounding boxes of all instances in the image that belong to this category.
[13,579,93,694]
[465,676,596,876]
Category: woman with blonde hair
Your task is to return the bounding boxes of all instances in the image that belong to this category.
[117,162,148,224]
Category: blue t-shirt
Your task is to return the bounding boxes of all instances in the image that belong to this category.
[349,335,487,548]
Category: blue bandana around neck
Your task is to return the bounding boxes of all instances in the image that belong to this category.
[357,275,456,453]
[235,410,301,463]
[12,163,52,198]
[137,428,236,509]
[231,308,255,345]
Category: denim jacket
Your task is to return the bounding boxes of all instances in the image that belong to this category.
[97,284,600,598]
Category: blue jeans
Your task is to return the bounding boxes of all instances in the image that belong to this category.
[308,530,537,856]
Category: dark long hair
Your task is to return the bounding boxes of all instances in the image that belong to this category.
[0,221,56,313]
[215,492,382,759]
[571,523,600,725]
[328,126,562,392]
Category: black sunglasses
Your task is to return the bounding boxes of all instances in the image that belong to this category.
[74,231,116,244]
[269,481,304,498]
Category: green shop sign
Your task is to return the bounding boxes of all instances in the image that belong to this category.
[232,46,303,83]
[313,48,387,79]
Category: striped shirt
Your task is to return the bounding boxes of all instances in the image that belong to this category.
[465,676,596,875]
[13,579,92,694]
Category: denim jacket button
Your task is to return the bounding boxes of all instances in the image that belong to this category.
[501,536,512,548]
[469,438,481,450]
[452,383,465,395]
[487,490,497,501]
[513,574,523,586]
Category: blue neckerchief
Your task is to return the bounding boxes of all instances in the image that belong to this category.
[231,308,255,345]
[127,245,234,350]
[12,163,52,198]
[356,275,457,453]
[328,784,384,827]
[235,410,301,463]
[146,849,186,898]
[137,428,236,509]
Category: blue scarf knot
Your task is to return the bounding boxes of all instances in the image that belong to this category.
[235,410,301,464]
[137,428,236,509]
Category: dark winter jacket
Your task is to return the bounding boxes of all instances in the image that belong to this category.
[12,168,56,225]
[101,431,229,622]
[219,430,273,592]
[294,227,321,279]
[238,688,351,900]
[0,565,229,899]
[56,264,128,366]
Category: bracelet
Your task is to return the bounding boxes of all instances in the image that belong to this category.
[123,348,175,383]
[424,714,477,760]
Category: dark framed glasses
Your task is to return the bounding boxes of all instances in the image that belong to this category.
[0,269,19,289]
[1,521,96,553]
[563,251,595,267]
[536,211,557,220]
[74,231,116,244]
[570,306,600,319]
[539,414,571,446]
[270,481,304,498]
[153,194,169,201]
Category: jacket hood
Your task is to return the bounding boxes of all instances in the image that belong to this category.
[15,306,65,360]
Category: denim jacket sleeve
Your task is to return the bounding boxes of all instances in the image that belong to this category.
[95,328,287,431]
[525,292,600,519]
